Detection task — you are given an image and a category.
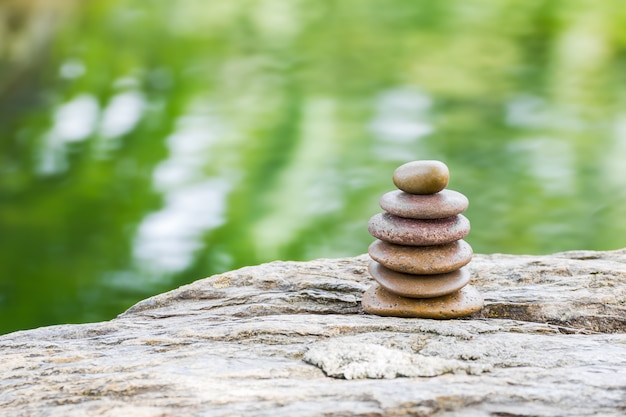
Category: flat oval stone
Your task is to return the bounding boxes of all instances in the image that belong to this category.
[361,284,484,319]
[392,160,449,195]
[379,189,468,219]
[368,239,472,274]
[368,261,471,298]
[368,213,470,246]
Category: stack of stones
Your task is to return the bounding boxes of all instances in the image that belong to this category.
[362,160,484,319]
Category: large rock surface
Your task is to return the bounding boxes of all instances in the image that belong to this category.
[1,250,625,416]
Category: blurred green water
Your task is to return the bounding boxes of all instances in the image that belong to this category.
[1,0,626,334]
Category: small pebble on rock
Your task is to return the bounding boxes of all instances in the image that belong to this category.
[362,284,483,319]
[379,189,468,219]
[368,239,473,275]
[368,213,470,246]
[392,160,449,195]
[368,262,471,298]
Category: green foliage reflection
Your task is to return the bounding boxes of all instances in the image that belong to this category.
[1,0,626,334]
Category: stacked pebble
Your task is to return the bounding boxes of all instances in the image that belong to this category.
[362,160,484,319]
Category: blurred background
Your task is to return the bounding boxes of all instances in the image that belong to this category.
[2,0,626,334]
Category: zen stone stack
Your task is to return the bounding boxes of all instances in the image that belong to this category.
[362,160,484,318]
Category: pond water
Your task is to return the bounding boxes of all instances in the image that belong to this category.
[2,0,626,334]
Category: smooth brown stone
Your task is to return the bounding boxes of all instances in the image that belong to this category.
[368,239,473,274]
[368,213,470,246]
[368,261,471,298]
[392,160,449,195]
[361,284,484,319]
[379,189,468,219]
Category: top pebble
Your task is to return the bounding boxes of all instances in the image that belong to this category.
[392,160,450,194]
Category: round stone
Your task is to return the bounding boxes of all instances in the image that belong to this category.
[368,213,470,246]
[368,261,471,298]
[361,284,484,319]
[368,239,472,274]
[379,189,468,219]
[392,160,449,195]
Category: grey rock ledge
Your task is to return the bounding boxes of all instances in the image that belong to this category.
[1,249,625,416]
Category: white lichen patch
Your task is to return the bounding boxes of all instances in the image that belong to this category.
[303,339,490,380]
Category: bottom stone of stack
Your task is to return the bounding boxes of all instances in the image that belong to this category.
[361,284,484,319]
[369,261,470,298]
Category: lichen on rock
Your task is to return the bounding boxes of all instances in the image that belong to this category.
[303,338,491,379]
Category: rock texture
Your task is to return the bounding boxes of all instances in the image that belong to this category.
[1,249,626,416]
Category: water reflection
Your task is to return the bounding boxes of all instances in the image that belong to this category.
[609,119,626,185]
[508,138,574,195]
[38,94,99,175]
[99,90,145,142]
[59,58,86,80]
[2,0,626,334]
[251,97,344,260]
[370,87,434,161]
[134,178,230,274]
[135,103,232,274]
